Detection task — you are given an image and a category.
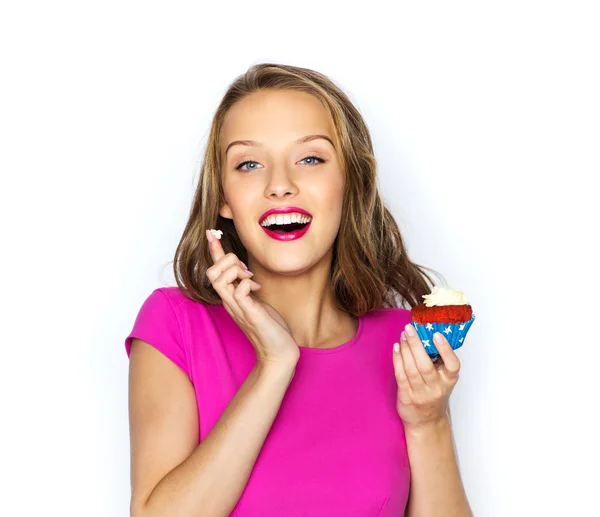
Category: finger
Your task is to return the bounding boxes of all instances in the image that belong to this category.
[233,277,262,315]
[214,262,254,300]
[206,229,226,263]
[206,253,250,287]
[400,332,425,391]
[404,323,438,387]
[433,333,461,380]
[212,262,253,286]
[392,342,413,403]
[220,279,261,320]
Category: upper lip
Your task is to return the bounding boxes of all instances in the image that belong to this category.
[259,206,313,224]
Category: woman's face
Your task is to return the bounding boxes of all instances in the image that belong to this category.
[219,89,345,274]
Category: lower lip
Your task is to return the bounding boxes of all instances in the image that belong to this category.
[260,221,312,241]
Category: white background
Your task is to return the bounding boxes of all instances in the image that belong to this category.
[1,1,598,515]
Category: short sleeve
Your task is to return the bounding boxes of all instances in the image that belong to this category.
[124,288,190,377]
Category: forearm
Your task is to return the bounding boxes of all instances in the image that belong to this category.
[404,413,473,517]
[138,361,297,517]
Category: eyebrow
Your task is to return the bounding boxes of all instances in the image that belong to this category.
[225,134,335,156]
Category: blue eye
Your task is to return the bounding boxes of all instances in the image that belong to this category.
[235,155,325,171]
[299,156,325,166]
[235,161,262,171]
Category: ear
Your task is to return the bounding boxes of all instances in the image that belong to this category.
[218,201,233,220]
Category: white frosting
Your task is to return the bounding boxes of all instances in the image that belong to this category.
[208,229,223,240]
[422,286,469,307]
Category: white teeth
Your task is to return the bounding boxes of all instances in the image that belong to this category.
[260,213,312,227]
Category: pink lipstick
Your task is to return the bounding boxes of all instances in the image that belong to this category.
[261,221,312,241]
[259,206,313,242]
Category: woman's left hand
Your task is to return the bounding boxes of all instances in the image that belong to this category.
[393,323,461,429]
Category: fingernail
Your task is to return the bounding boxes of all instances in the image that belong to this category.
[394,342,400,353]
[205,230,214,244]
[405,323,416,336]
[401,331,407,342]
[240,262,248,270]
[244,269,254,276]
[434,332,443,344]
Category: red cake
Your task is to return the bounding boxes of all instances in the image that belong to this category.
[411,303,473,325]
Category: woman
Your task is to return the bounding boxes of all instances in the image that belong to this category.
[125,63,473,517]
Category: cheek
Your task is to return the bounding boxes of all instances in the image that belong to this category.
[309,182,344,230]
[307,172,345,200]
[222,184,253,212]
[321,182,345,217]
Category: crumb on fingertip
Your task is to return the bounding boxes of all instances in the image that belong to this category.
[208,229,223,240]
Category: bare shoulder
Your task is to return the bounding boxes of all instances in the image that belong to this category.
[127,338,199,512]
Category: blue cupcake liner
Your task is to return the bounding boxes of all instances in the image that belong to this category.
[409,313,476,360]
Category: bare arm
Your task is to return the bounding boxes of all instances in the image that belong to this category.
[128,338,297,517]
[404,408,473,517]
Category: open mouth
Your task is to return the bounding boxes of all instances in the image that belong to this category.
[259,208,313,240]
[265,221,310,233]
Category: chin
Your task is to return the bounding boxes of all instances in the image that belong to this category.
[263,257,313,275]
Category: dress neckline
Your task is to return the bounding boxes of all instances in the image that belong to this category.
[298,314,364,355]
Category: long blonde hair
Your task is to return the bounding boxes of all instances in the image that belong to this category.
[172,63,444,315]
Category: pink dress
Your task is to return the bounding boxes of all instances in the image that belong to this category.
[125,287,412,516]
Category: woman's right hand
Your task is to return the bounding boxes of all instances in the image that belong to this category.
[205,230,300,368]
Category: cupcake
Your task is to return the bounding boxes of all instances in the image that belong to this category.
[409,286,476,360]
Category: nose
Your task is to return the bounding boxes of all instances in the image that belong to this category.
[264,165,299,198]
